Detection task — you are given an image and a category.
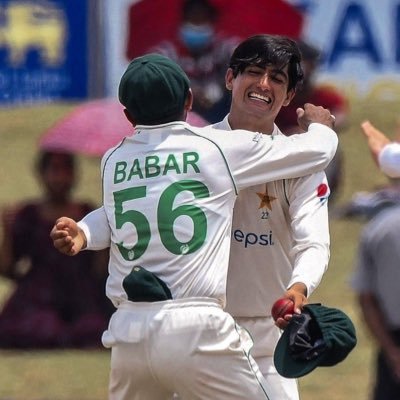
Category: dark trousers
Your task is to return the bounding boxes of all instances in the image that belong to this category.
[373,330,400,400]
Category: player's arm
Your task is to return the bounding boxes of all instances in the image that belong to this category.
[77,206,111,250]
[222,104,337,190]
[277,172,330,329]
[50,217,87,256]
[51,207,110,255]
[296,103,335,131]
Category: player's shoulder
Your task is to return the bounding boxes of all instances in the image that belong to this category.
[192,123,261,143]
[99,138,129,171]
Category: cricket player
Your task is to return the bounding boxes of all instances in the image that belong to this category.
[216,34,332,400]
[51,53,337,400]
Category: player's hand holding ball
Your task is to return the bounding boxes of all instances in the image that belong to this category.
[271,297,295,329]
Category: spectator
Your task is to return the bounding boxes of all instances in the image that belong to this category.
[351,205,400,399]
[0,150,111,349]
[276,39,349,204]
[151,0,239,123]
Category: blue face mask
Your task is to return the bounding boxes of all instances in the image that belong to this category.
[179,23,214,51]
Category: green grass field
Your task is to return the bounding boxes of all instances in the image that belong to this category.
[0,98,397,399]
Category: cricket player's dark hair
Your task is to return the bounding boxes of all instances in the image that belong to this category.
[36,150,75,174]
[228,34,304,92]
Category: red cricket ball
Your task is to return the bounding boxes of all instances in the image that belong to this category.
[271,298,295,321]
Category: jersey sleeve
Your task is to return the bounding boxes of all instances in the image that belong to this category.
[284,172,331,296]
[77,206,111,250]
[222,123,338,190]
[378,142,400,178]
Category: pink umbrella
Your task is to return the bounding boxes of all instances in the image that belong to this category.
[39,98,208,156]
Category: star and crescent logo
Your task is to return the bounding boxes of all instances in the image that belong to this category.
[256,187,277,210]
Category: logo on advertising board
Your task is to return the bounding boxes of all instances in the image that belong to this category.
[288,0,400,100]
[0,0,88,104]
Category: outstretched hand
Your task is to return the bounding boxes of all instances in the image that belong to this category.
[297,103,336,131]
[50,217,86,256]
[360,120,391,166]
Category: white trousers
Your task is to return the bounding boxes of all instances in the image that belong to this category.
[235,316,300,400]
[256,356,299,400]
[102,298,273,400]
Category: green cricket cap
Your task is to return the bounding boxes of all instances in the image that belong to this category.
[118,53,190,124]
[274,303,357,378]
[122,266,172,302]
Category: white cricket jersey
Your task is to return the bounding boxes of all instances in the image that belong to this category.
[212,116,330,318]
[79,120,337,308]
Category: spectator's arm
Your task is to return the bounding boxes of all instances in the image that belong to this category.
[361,120,390,166]
[0,207,20,278]
[359,292,400,381]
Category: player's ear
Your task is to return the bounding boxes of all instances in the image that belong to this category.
[123,108,136,126]
[225,68,234,91]
[283,88,296,106]
[184,88,194,112]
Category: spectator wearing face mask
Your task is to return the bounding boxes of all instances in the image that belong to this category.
[151,0,240,123]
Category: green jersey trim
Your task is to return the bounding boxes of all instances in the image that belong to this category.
[183,126,238,195]
[283,179,290,206]
[101,138,127,201]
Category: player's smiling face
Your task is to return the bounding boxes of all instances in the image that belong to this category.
[226,64,295,122]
